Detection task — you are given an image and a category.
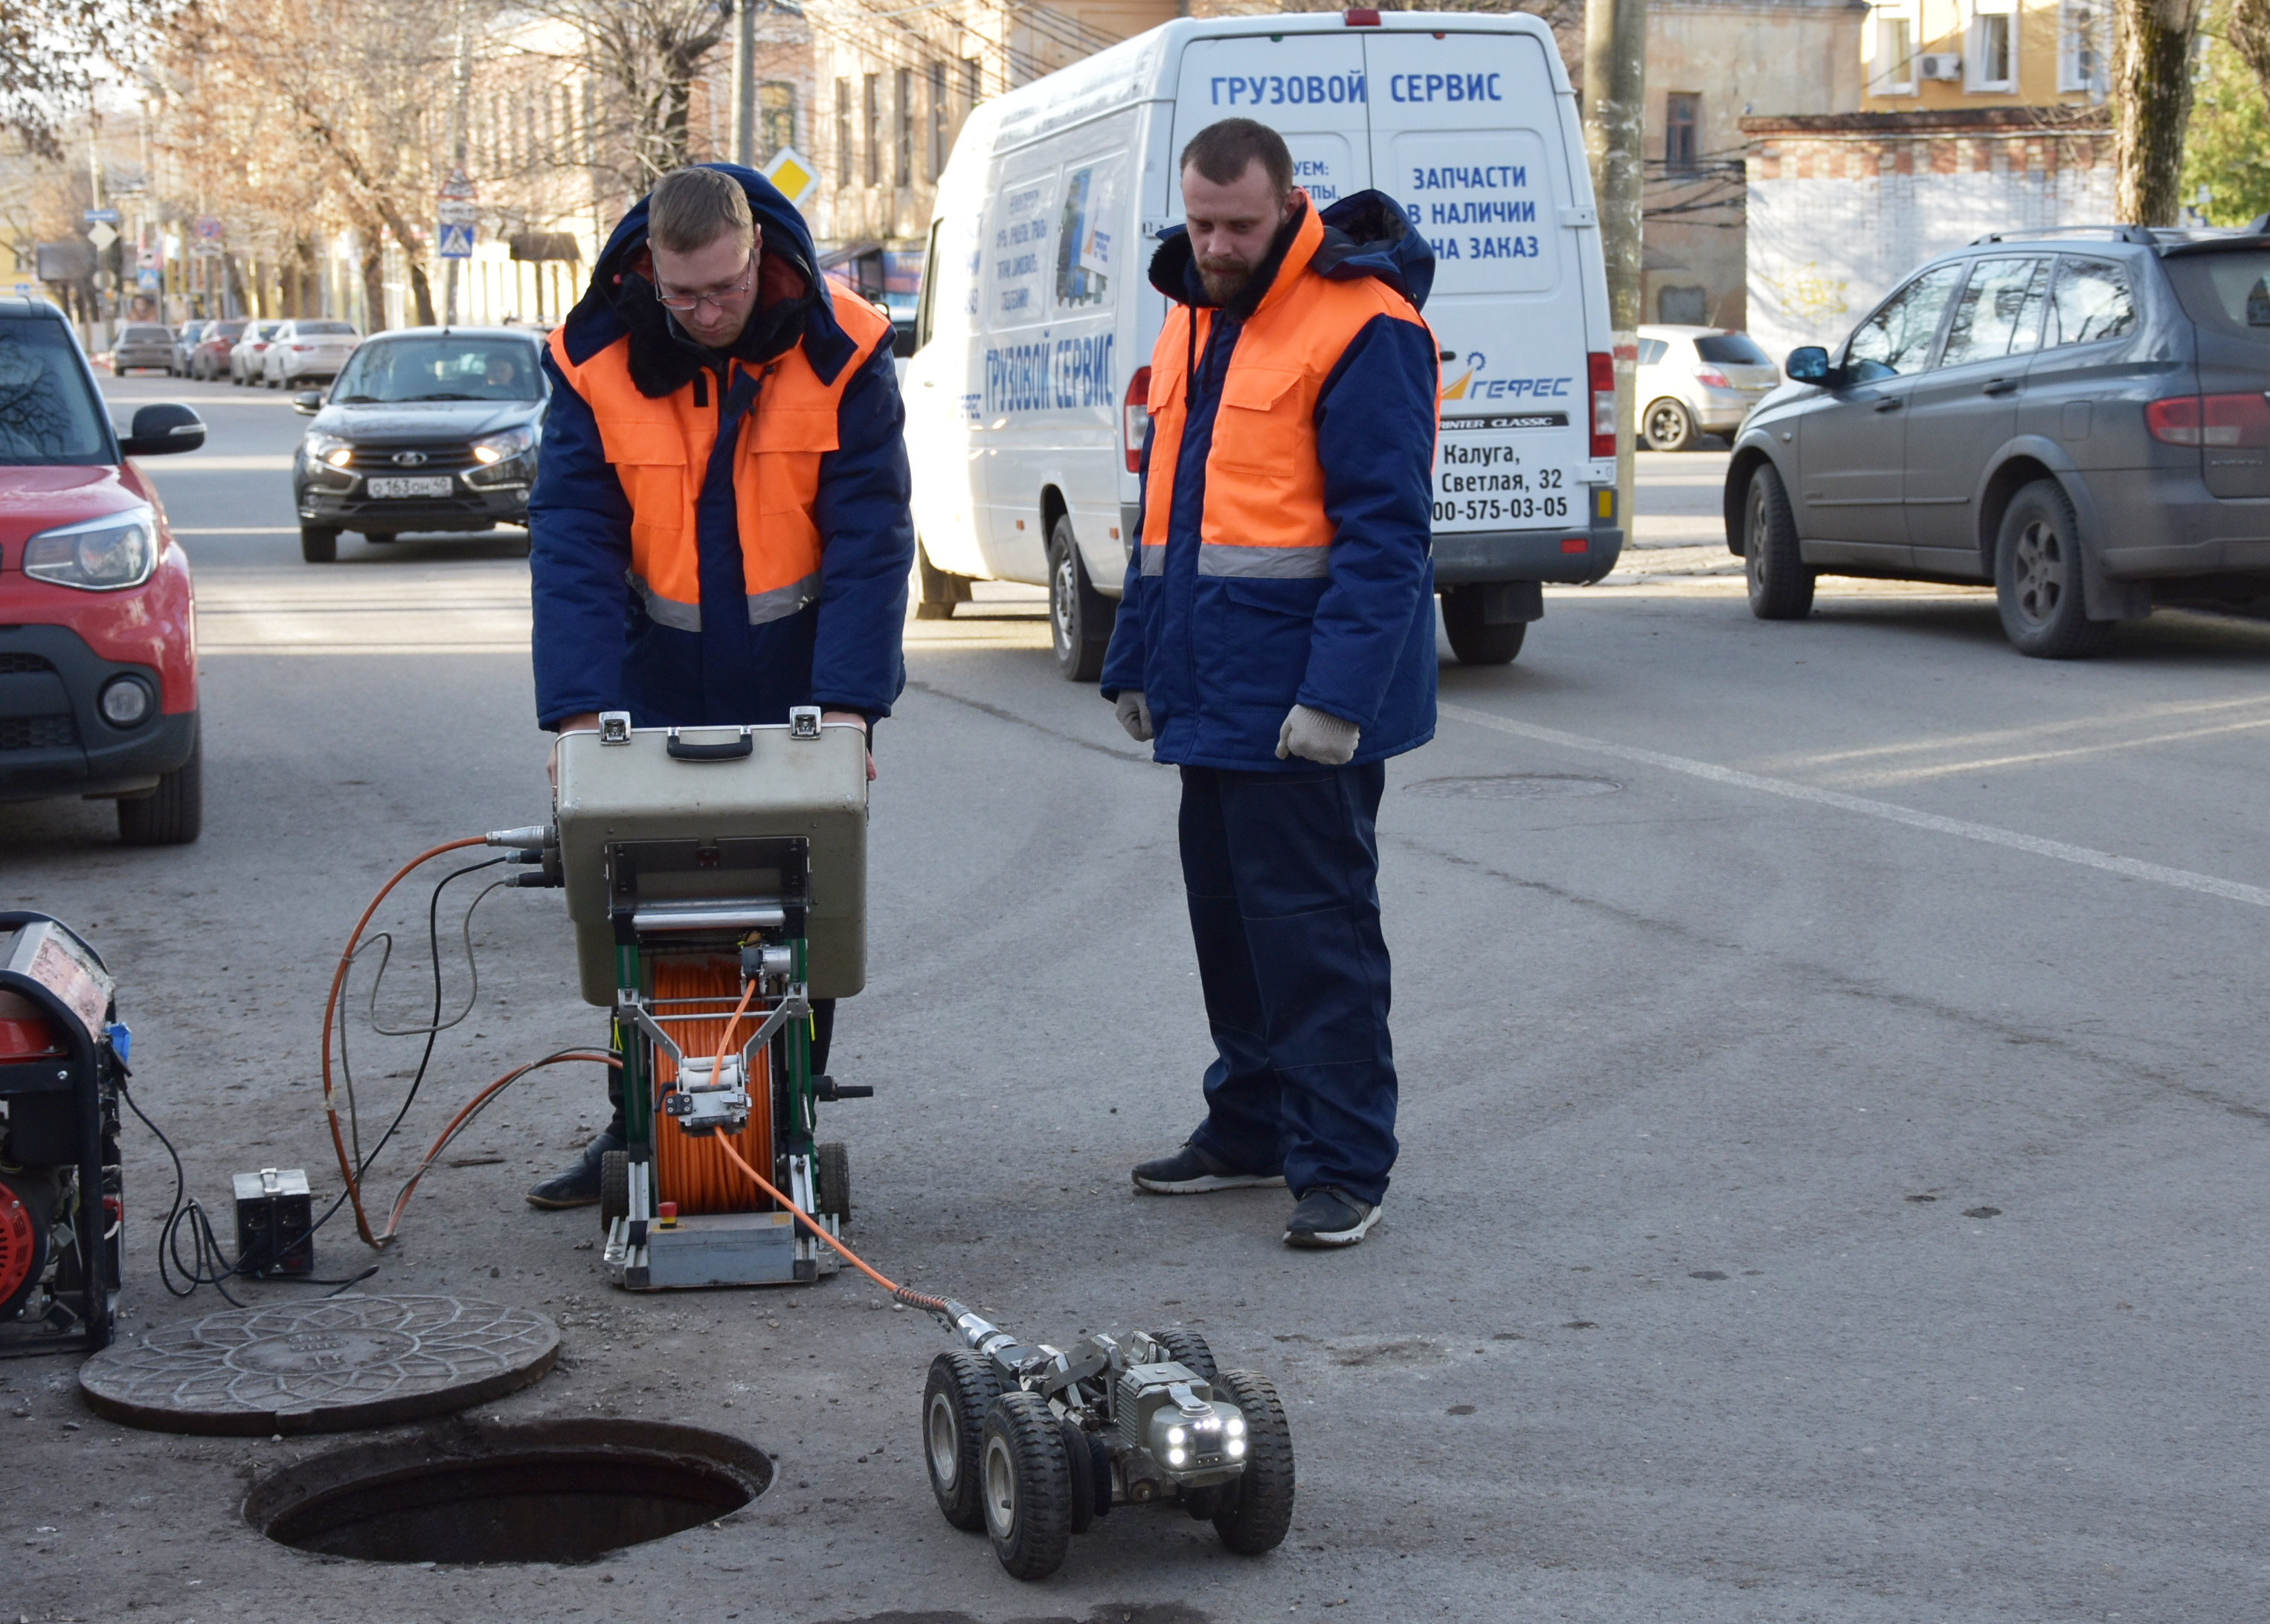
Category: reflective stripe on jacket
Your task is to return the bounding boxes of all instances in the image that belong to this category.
[1101,190,1441,771]
[544,294,891,633]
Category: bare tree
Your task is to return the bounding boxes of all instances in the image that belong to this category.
[2113,0,2209,224]
[527,0,728,189]
[1,0,169,158]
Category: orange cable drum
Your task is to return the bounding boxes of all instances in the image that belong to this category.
[649,956,776,1214]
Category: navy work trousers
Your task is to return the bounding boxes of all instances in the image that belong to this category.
[1179,761,1399,1205]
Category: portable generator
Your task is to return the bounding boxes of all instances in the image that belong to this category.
[0,913,124,1354]
[536,706,872,1291]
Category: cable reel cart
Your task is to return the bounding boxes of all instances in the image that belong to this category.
[553,707,872,1290]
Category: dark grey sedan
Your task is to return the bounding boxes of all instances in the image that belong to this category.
[1725,222,2270,656]
[290,327,547,563]
[110,323,176,376]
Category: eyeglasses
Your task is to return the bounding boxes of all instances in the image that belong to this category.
[653,248,759,313]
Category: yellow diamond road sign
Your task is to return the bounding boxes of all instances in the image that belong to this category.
[762,146,816,208]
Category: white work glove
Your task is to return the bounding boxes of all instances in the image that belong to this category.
[1276,704,1360,765]
[1114,690,1154,742]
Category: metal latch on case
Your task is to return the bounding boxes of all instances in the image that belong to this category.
[789,705,821,739]
[599,710,631,744]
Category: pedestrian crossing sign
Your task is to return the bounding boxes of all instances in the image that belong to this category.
[437,222,475,260]
[762,146,816,208]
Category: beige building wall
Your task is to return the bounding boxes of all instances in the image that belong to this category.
[1644,0,1868,332]
[1856,0,2107,111]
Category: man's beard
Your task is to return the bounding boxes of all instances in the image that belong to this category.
[1197,254,1258,305]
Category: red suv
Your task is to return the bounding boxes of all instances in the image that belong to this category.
[0,299,207,842]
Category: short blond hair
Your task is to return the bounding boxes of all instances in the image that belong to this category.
[647,167,754,254]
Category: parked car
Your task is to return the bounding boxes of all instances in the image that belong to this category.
[228,319,283,385]
[290,326,547,561]
[190,318,245,381]
[169,320,205,376]
[0,297,207,842]
[109,323,175,377]
[1636,326,1779,451]
[1727,223,2270,657]
[260,318,359,388]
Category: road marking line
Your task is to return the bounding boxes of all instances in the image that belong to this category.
[1438,700,2270,909]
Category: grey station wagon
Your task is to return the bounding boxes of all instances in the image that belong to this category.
[1724,222,2270,657]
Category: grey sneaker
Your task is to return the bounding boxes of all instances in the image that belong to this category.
[1284,1187,1381,1248]
[1131,1141,1287,1194]
[525,1127,625,1209]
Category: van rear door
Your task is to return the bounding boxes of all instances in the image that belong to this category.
[1170,34,1374,217]
[1364,28,1591,554]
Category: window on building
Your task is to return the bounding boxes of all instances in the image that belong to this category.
[927,61,947,181]
[896,68,913,188]
[1664,94,1699,170]
[2057,0,2106,93]
[760,83,796,160]
[963,57,983,118]
[1874,4,1917,94]
[1968,0,2015,91]
[836,79,852,186]
[864,74,881,186]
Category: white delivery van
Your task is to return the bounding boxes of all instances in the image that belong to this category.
[902,8,1619,676]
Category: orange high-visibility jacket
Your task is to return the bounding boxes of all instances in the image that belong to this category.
[544,292,894,632]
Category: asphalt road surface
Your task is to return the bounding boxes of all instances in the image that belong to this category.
[4,378,2269,1624]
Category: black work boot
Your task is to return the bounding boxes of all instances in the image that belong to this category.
[1131,1141,1286,1194]
[526,1127,625,1209]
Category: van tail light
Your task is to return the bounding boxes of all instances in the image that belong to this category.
[1344,7,1383,24]
[1124,365,1152,474]
[1692,365,1732,389]
[2147,391,2270,447]
[1588,352,1615,458]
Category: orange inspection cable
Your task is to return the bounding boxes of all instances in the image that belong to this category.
[376,1048,621,1243]
[319,835,488,1248]
[708,1132,951,1318]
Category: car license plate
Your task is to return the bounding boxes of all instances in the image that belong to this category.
[367,476,452,498]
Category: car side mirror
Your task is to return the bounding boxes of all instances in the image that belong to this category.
[292,390,324,415]
[118,402,206,457]
[1784,346,1833,385]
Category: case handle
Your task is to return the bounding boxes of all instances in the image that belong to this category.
[666,728,753,761]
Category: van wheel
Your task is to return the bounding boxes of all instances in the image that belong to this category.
[1440,587,1526,665]
[1642,398,1697,452]
[1046,515,1115,682]
[1996,479,2115,659]
[1743,461,1813,620]
[117,721,202,847]
[300,526,338,563]
[915,539,972,620]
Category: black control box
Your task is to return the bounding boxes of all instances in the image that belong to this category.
[231,1168,315,1277]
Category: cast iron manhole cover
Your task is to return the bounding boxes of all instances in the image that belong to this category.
[78,1295,559,1435]
[1404,773,1622,800]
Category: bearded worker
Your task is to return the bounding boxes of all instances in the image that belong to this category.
[524,163,912,1208]
[1104,118,1439,1249]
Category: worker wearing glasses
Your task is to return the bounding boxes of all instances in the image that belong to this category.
[524,164,913,1210]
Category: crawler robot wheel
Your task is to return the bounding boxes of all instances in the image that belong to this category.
[981,1391,1073,1579]
[1209,1370,1296,1556]
[923,1352,1003,1532]
[598,1151,629,1228]
[1153,1327,1220,1385]
[817,1141,850,1222]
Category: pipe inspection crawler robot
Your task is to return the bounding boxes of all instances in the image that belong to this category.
[528,709,1295,1576]
[550,707,872,1290]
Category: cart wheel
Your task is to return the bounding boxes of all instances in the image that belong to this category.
[1153,1327,1220,1385]
[1210,1370,1296,1555]
[598,1151,628,1227]
[1060,1418,1100,1533]
[922,1352,1003,1532]
[817,1141,850,1222]
[982,1391,1073,1579]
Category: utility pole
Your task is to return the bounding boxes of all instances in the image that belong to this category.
[1582,0,1647,539]
[730,0,757,166]
[446,0,475,324]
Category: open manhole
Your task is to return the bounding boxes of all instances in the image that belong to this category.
[245,1417,770,1564]
[1404,773,1622,800]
